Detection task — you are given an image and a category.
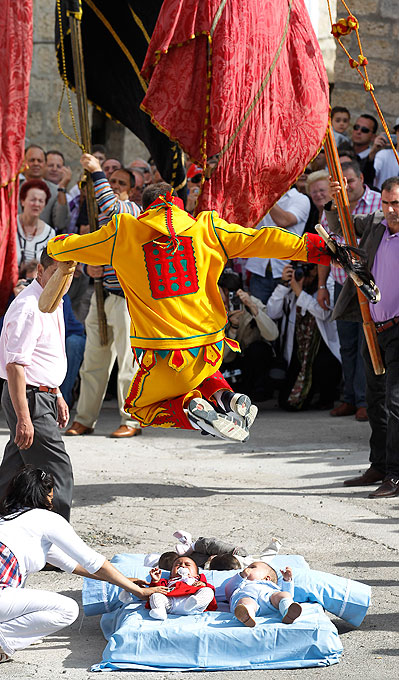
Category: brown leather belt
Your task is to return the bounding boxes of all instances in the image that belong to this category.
[26,385,58,394]
[375,316,399,334]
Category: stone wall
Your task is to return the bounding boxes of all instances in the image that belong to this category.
[27,0,147,181]
[330,0,399,130]
[26,0,398,176]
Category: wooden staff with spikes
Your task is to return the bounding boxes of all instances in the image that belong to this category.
[322,123,384,375]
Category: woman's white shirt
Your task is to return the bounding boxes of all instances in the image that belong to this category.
[0,509,105,584]
[16,217,55,266]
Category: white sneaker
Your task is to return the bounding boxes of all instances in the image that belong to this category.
[188,398,249,442]
[0,652,11,664]
[220,391,258,429]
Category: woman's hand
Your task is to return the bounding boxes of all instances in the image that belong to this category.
[281,264,294,283]
[127,577,149,587]
[192,580,205,588]
[149,567,162,583]
[289,274,304,297]
[236,288,258,316]
[138,585,168,599]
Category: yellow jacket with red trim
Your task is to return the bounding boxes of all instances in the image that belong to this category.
[47,200,329,350]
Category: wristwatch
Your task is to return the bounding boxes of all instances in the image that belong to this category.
[57,187,67,193]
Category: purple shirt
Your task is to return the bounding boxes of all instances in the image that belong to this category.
[370,220,399,323]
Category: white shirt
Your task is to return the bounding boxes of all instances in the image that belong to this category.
[246,188,310,278]
[16,217,55,266]
[373,148,399,190]
[0,279,67,387]
[0,509,104,584]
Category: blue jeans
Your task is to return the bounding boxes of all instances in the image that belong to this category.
[249,271,278,304]
[334,283,366,407]
[60,334,86,407]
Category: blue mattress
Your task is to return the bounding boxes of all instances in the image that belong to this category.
[82,553,369,672]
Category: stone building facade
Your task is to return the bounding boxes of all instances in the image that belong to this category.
[26,0,398,178]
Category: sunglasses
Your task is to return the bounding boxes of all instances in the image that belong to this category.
[353,124,373,134]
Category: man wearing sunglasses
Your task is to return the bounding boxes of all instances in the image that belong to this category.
[351,115,378,159]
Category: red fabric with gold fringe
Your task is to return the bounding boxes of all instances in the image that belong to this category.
[141,0,329,228]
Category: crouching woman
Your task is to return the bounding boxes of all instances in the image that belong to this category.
[0,466,166,663]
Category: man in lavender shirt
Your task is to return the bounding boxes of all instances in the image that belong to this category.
[0,250,73,519]
[326,176,399,497]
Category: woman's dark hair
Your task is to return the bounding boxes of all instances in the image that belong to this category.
[210,553,241,570]
[0,465,54,519]
[20,179,51,204]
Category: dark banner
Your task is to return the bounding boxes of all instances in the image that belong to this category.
[55,1,186,195]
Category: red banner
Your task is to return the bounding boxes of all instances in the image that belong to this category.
[0,1,33,314]
[141,0,329,227]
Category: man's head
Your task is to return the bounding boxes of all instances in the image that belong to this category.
[142,182,175,210]
[130,169,145,205]
[129,159,152,186]
[109,168,135,199]
[240,561,278,583]
[209,553,241,571]
[102,158,122,180]
[351,114,378,151]
[331,106,350,134]
[170,556,198,579]
[91,144,106,165]
[381,177,399,233]
[45,150,65,185]
[341,161,365,204]
[36,249,58,289]
[24,145,46,180]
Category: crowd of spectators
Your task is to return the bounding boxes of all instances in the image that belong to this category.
[2,104,399,436]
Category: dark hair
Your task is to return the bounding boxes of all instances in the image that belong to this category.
[142,182,175,210]
[25,144,45,157]
[338,147,357,161]
[341,160,362,178]
[110,167,136,189]
[171,556,198,574]
[158,551,179,571]
[209,553,241,570]
[358,113,378,134]
[0,465,54,519]
[381,177,399,193]
[45,149,65,164]
[20,179,51,204]
[331,106,350,119]
[92,144,106,155]
[40,247,55,270]
[19,259,39,279]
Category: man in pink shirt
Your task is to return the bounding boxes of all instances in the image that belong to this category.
[0,250,73,520]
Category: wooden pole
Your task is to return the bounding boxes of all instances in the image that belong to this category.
[323,123,384,375]
[66,0,107,345]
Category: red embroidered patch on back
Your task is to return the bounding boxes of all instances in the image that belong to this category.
[143,235,199,299]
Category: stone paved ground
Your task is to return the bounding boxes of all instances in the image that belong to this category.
[0,399,398,679]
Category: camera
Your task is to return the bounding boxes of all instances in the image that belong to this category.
[218,268,242,311]
[290,262,316,281]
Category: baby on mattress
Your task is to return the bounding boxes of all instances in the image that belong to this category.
[226,561,304,627]
[146,556,217,620]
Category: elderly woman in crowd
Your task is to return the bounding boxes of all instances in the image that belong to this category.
[17,180,55,266]
[0,467,166,664]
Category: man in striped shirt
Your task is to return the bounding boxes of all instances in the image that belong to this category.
[66,155,142,439]
[317,161,382,422]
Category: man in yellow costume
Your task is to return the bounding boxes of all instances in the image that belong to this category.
[47,183,331,442]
